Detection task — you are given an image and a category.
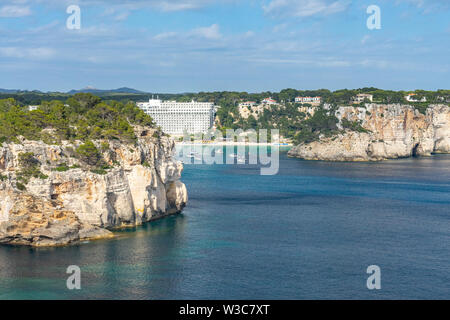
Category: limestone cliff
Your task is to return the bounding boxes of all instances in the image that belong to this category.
[288,104,450,161]
[0,127,188,246]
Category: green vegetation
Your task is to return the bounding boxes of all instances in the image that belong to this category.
[0,93,155,144]
[75,140,102,166]
[90,168,108,175]
[409,102,430,115]
[53,164,80,172]
[16,182,27,191]
[341,118,370,133]
[0,88,448,148]
[73,140,114,173]
[100,141,110,152]
[90,163,112,175]
[142,160,151,168]
[54,164,70,172]
[293,109,339,144]
[206,88,449,144]
[0,93,158,177]
[0,91,151,106]
[16,152,48,184]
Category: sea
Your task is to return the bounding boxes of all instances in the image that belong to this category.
[0,146,449,299]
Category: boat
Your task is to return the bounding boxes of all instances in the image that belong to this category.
[186,151,200,159]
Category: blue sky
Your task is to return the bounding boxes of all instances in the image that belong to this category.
[0,0,449,92]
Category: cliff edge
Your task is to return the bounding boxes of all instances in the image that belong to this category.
[288,104,450,161]
[0,127,188,246]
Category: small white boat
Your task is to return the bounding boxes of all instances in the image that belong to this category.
[229,153,237,158]
[186,151,200,159]
[215,149,223,154]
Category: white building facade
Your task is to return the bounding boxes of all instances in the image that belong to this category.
[352,94,373,103]
[137,99,217,135]
[238,101,257,108]
[405,94,427,102]
[262,97,277,105]
[295,96,322,105]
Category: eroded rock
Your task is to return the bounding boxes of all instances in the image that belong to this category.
[0,131,188,246]
[288,104,450,161]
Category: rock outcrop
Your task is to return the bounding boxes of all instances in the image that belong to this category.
[288,104,450,161]
[0,128,188,246]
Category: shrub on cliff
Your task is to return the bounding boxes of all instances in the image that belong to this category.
[17,152,48,184]
[75,140,102,166]
[294,109,339,144]
[341,118,370,133]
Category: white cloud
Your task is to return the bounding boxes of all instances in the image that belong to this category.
[154,31,178,40]
[263,0,351,18]
[154,24,222,40]
[0,47,55,59]
[395,0,450,12]
[273,23,288,32]
[246,57,351,67]
[361,35,370,45]
[156,1,204,11]
[114,11,131,21]
[0,5,31,17]
[30,0,225,12]
[189,24,221,39]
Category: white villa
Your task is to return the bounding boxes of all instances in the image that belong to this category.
[352,94,373,104]
[261,97,277,105]
[295,96,322,105]
[238,101,257,108]
[405,93,427,102]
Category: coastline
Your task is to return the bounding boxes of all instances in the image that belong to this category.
[175,142,293,146]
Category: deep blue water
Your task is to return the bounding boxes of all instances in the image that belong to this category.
[0,147,449,299]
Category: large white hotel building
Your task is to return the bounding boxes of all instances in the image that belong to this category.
[137,98,217,135]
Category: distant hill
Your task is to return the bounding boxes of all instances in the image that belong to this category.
[0,89,18,93]
[67,87,147,95]
[1,87,147,95]
[0,87,152,105]
[0,89,46,94]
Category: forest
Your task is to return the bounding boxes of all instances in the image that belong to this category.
[0,93,155,145]
[1,88,449,145]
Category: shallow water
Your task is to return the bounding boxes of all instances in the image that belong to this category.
[0,147,449,299]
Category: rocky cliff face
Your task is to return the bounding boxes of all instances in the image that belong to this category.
[0,128,188,246]
[288,104,450,161]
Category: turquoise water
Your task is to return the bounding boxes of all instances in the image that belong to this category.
[0,147,449,299]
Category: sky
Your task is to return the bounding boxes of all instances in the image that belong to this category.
[0,0,449,93]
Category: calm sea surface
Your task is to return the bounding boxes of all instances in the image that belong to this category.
[0,146,449,299]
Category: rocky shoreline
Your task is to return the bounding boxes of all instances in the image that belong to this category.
[0,127,188,247]
[288,104,450,161]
